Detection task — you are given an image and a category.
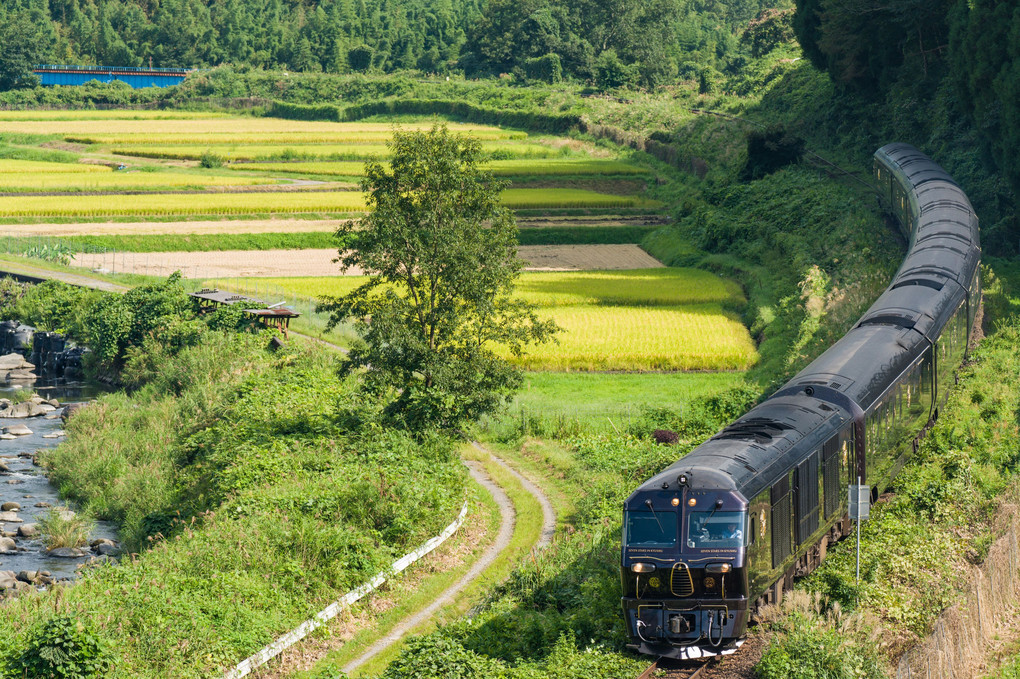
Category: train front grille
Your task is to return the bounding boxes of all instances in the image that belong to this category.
[670,563,694,597]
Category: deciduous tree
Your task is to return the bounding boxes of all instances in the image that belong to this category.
[320,126,558,429]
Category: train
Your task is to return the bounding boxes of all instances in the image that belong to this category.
[620,144,981,658]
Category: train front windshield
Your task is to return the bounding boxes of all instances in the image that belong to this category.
[686,510,747,549]
[625,511,678,547]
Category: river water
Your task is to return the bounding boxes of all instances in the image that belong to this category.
[0,383,118,582]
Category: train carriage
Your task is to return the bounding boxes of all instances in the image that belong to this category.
[621,144,981,658]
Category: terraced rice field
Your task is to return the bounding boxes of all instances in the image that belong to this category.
[66,129,528,145]
[0,118,510,135]
[229,159,650,177]
[0,188,654,217]
[0,159,112,174]
[111,141,559,161]
[0,171,278,192]
[216,269,756,372]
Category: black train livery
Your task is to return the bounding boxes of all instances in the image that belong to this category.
[620,144,981,658]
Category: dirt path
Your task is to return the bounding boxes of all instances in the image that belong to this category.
[341,459,517,676]
[70,244,662,278]
[0,259,128,293]
[471,441,556,548]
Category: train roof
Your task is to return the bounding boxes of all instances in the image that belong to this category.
[875,143,959,189]
[632,391,850,500]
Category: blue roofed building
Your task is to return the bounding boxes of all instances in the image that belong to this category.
[33,65,193,88]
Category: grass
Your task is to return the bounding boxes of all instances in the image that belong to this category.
[514,303,758,371]
[230,159,650,177]
[0,189,654,218]
[303,442,548,679]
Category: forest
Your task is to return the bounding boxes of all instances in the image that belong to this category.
[0,0,785,87]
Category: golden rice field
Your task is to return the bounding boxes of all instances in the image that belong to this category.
[229,158,650,177]
[211,269,754,372]
[1,119,510,135]
[0,159,113,174]
[511,304,758,371]
[0,171,277,192]
[66,129,528,145]
[0,188,652,217]
[112,141,560,161]
[243,269,743,307]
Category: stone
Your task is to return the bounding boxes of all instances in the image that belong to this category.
[0,512,22,523]
[61,403,88,423]
[17,524,38,538]
[0,570,16,589]
[0,462,9,473]
[34,502,51,508]
[0,354,26,370]
[46,547,84,558]
[28,403,55,416]
[0,538,15,554]
[41,434,60,439]
[4,425,32,436]
[90,538,115,548]
[58,510,75,521]
[46,399,59,408]
[4,403,30,418]
[1,502,19,511]
[15,570,37,584]
[5,370,36,382]
[0,435,15,441]
[6,479,21,484]
[95,543,120,557]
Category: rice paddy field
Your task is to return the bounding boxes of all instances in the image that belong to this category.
[0,108,760,379]
[209,269,758,372]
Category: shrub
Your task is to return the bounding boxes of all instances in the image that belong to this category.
[14,615,111,679]
[524,53,562,84]
[38,507,92,550]
[198,149,222,168]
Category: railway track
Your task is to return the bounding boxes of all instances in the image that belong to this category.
[637,656,717,679]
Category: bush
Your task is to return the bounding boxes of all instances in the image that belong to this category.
[38,507,92,550]
[198,150,222,168]
[14,615,110,679]
[524,53,562,84]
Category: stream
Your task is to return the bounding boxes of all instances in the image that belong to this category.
[0,383,118,585]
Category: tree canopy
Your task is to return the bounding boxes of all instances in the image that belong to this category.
[319,126,558,429]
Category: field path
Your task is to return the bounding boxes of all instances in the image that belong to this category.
[341,458,516,676]
[70,244,662,278]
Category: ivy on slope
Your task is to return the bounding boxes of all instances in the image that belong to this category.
[0,335,466,678]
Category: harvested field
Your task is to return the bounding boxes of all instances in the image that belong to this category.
[71,244,664,278]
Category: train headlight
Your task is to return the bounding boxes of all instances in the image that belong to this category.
[631,563,656,574]
[706,563,732,574]
[688,498,697,507]
[671,497,680,507]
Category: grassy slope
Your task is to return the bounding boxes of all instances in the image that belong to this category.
[0,335,467,678]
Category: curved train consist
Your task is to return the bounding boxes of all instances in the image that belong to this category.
[620,144,981,657]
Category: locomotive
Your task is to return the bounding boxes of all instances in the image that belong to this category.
[620,144,981,658]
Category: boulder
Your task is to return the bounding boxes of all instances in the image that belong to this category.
[5,370,37,382]
[1,502,19,511]
[90,538,116,548]
[0,435,15,441]
[0,538,15,554]
[5,480,22,485]
[15,570,38,584]
[34,502,50,508]
[4,425,31,436]
[0,462,8,473]
[28,403,55,416]
[17,524,38,538]
[46,399,59,408]
[95,543,120,557]
[61,403,88,423]
[2,403,30,418]
[0,570,16,589]
[0,511,22,523]
[46,547,85,558]
[0,354,26,370]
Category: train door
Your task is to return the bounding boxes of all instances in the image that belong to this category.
[822,434,841,520]
[795,452,820,544]
[770,474,794,569]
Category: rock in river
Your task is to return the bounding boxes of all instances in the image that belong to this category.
[47,547,85,558]
[17,524,38,538]
[0,511,22,523]
[3,425,32,436]
[1,502,20,511]
[0,538,15,553]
